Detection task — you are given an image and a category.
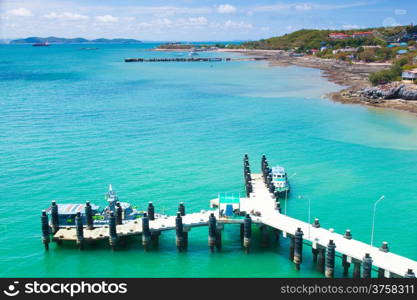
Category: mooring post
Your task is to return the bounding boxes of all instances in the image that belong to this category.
[353,260,361,278]
[260,225,269,248]
[41,210,50,251]
[85,201,94,230]
[362,253,373,278]
[293,228,304,270]
[142,212,151,251]
[208,213,217,252]
[243,214,252,253]
[147,202,155,221]
[311,219,320,265]
[178,202,185,216]
[108,211,117,250]
[312,248,319,263]
[176,212,184,251]
[378,241,389,278]
[289,235,295,261]
[342,229,352,276]
[325,240,336,278]
[51,200,59,234]
[115,202,123,225]
[312,218,320,228]
[75,212,84,249]
[317,247,325,273]
[405,269,416,278]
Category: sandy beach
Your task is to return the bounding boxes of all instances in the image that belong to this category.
[220,49,417,115]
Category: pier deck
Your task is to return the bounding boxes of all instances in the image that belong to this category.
[248,173,417,278]
[53,211,262,241]
[43,155,417,278]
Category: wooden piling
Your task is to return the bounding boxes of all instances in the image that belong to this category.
[405,269,416,278]
[51,200,59,234]
[85,201,94,230]
[147,202,155,221]
[243,214,252,253]
[142,213,151,251]
[75,212,84,249]
[115,202,123,225]
[108,211,117,250]
[175,212,184,251]
[293,228,303,270]
[41,210,50,251]
[208,213,216,252]
[178,202,185,216]
[342,229,352,276]
[362,253,373,278]
[325,240,336,278]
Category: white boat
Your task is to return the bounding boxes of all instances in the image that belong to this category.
[271,166,290,196]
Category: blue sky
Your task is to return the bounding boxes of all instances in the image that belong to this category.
[1,0,416,41]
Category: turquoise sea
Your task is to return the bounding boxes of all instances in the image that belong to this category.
[0,43,416,277]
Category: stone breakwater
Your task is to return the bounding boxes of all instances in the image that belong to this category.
[361,84,417,101]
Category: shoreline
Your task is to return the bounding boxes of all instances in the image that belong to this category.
[221,49,417,115]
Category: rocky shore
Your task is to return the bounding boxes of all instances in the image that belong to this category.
[223,49,417,115]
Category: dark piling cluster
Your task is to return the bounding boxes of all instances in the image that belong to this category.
[243,154,252,197]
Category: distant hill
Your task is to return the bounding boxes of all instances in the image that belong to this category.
[10,36,142,44]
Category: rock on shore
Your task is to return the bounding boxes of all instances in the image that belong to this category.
[361,83,417,101]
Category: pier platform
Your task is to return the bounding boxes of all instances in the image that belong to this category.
[41,155,417,278]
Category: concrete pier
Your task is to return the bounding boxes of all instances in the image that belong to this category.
[43,155,417,278]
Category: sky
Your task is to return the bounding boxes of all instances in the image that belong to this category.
[0,0,416,41]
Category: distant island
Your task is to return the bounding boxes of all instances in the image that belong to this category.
[10,36,142,44]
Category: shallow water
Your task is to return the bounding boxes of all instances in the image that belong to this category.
[0,43,416,277]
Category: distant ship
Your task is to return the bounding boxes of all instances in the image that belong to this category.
[32,42,50,47]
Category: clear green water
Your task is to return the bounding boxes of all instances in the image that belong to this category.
[1,44,416,277]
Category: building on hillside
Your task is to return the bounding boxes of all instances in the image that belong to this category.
[362,45,381,49]
[352,31,374,38]
[309,48,319,55]
[402,69,417,83]
[329,33,350,39]
[332,47,358,54]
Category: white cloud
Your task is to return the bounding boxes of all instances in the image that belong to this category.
[6,8,33,17]
[217,4,237,14]
[395,9,407,16]
[342,24,360,29]
[95,15,118,23]
[224,20,253,29]
[295,4,313,11]
[43,12,89,20]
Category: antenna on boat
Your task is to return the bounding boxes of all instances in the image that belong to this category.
[106,184,118,211]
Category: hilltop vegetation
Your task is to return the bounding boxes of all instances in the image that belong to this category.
[241,29,385,51]
[239,25,416,51]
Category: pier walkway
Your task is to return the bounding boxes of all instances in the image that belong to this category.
[247,174,417,278]
[41,155,417,278]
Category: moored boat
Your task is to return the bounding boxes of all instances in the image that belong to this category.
[271,166,290,197]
